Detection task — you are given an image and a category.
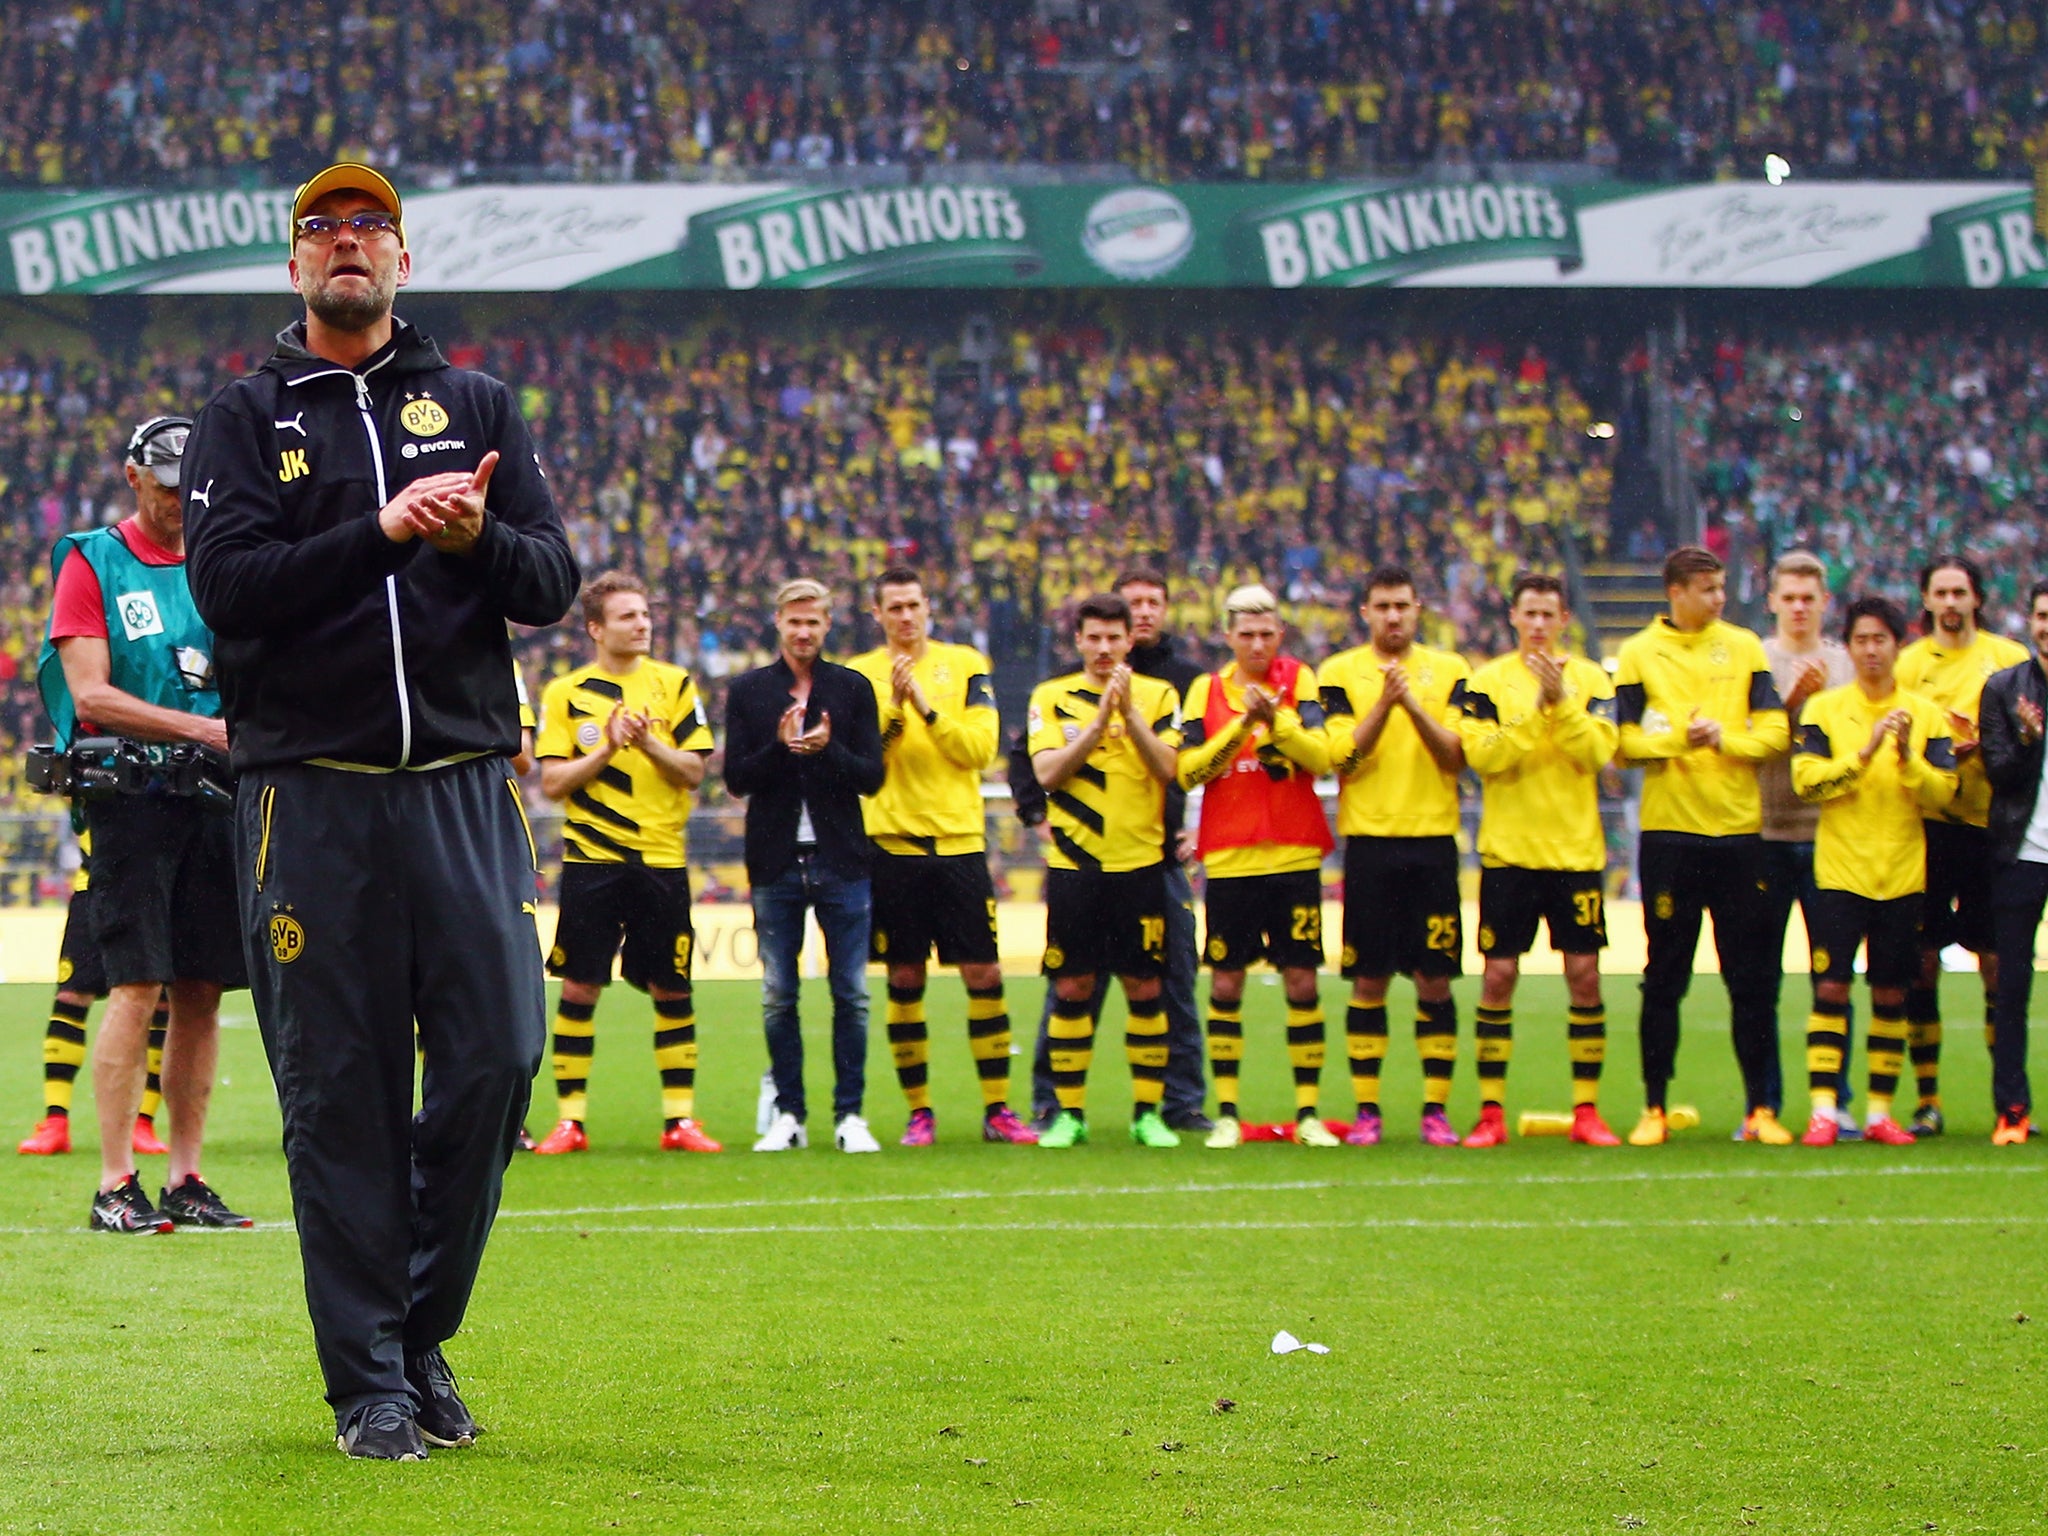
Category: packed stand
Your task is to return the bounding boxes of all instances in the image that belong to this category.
[4,0,2046,188]
[0,312,1618,886]
[1677,323,2048,626]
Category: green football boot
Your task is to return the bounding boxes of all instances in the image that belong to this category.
[1038,1110,1090,1148]
[1129,1110,1181,1148]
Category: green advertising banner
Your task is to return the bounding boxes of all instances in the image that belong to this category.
[0,178,2035,294]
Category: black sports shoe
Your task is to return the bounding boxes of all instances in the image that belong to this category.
[337,1402,427,1461]
[406,1347,481,1448]
[90,1175,173,1233]
[159,1175,253,1228]
[1909,1105,1946,1139]
[1164,1110,1217,1133]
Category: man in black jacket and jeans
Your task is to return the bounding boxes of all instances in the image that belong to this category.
[1975,577,2048,1144]
[183,164,579,1460]
[725,578,887,1153]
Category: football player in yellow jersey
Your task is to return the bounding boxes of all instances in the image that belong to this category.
[1457,574,1622,1148]
[1176,586,1336,1150]
[848,568,1035,1146]
[1791,596,1958,1146]
[1028,593,1184,1149]
[532,572,719,1155]
[17,837,171,1158]
[1318,565,1470,1147]
[1893,557,2028,1136]
[1614,546,1789,1146]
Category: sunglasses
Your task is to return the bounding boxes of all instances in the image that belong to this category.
[294,211,400,242]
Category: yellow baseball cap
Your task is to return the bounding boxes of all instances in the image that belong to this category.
[290,162,405,246]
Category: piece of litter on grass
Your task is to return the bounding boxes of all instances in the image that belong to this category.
[1212,1398,1236,1414]
[1271,1330,1331,1355]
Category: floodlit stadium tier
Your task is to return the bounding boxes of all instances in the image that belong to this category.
[1,0,2045,187]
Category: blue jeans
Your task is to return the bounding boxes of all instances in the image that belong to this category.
[753,853,871,1124]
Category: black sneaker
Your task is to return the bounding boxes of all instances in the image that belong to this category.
[159,1175,253,1228]
[1164,1109,1217,1134]
[90,1175,173,1233]
[337,1401,427,1461]
[1909,1105,1946,1139]
[406,1347,481,1448]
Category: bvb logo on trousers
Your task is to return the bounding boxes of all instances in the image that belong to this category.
[269,912,305,964]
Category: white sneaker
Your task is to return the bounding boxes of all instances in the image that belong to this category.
[752,1112,808,1152]
[834,1114,881,1153]
[755,1070,778,1136]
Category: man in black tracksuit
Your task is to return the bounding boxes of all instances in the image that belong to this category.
[182,164,578,1460]
[1976,579,2048,1141]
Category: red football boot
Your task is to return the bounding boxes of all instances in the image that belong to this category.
[1570,1104,1622,1146]
[1862,1116,1916,1146]
[531,1119,588,1155]
[660,1118,722,1153]
[1461,1105,1509,1147]
[132,1115,168,1157]
[17,1114,70,1155]
[1801,1111,1839,1147]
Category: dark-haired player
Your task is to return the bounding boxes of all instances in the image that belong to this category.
[1318,566,1470,1145]
[1457,574,1621,1147]
[1028,594,1183,1149]
[1614,546,1788,1145]
[1791,596,1958,1145]
[1893,556,2027,1136]
[849,567,1035,1145]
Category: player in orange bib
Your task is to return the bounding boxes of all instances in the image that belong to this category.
[1177,586,1336,1148]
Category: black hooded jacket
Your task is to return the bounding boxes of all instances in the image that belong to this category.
[184,320,578,771]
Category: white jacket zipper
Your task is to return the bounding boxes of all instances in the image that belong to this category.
[287,355,411,766]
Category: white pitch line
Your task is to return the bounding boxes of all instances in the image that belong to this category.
[0,1164,2033,1241]
[494,1159,2042,1222]
[507,1212,2048,1237]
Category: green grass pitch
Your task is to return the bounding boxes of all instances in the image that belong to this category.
[0,973,2041,1535]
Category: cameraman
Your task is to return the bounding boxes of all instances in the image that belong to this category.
[39,416,249,1233]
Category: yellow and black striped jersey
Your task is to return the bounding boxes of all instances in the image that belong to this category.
[1178,662,1331,878]
[1318,641,1470,838]
[847,641,1000,856]
[1896,630,2028,828]
[1027,670,1182,872]
[536,659,715,867]
[1792,683,1958,900]
[1458,651,1618,871]
[514,660,535,731]
[1614,617,1787,837]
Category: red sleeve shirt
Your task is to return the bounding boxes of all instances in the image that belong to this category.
[49,517,186,641]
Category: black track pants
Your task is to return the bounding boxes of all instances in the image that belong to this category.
[238,757,545,1426]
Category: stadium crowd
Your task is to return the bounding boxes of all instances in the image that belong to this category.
[1678,323,2048,621]
[4,0,2046,187]
[0,313,1629,852]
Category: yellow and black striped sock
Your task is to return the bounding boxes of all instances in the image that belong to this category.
[139,991,169,1122]
[887,983,931,1113]
[1126,995,1169,1118]
[1346,1003,1387,1113]
[1567,1005,1606,1106]
[1286,1004,1325,1120]
[1806,997,1849,1111]
[40,998,89,1117]
[653,993,697,1122]
[551,997,597,1123]
[1207,996,1245,1119]
[1048,994,1095,1116]
[966,985,1011,1114]
[1905,984,1941,1109]
[1865,1003,1909,1124]
[1474,1005,1513,1109]
[1416,997,1458,1108]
